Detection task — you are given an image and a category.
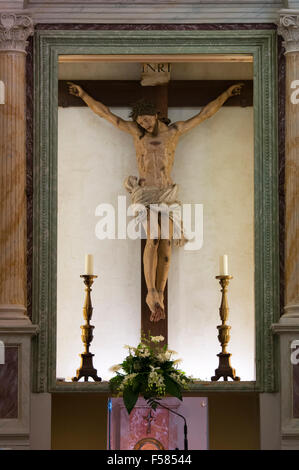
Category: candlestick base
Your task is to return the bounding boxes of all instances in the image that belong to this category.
[211,353,240,382]
[72,352,102,382]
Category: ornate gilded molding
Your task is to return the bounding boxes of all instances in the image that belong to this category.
[0,13,33,53]
[278,13,299,53]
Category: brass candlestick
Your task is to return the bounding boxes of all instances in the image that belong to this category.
[211,275,240,382]
[72,274,102,382]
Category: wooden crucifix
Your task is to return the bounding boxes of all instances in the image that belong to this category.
[62,76,251,347]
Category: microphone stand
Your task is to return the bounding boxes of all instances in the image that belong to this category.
[149,399,189,451]
[107,398,112,450]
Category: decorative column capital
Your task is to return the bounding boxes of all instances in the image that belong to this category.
[0,13,33,54]
[278,12,299,53]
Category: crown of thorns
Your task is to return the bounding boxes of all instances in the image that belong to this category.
[129,100,158,121]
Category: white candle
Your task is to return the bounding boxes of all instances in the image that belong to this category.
[219,255,228,276]
[85,254,94,275]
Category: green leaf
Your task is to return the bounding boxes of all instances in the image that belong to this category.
[123,387,139,414]
[147,398,160,411]
[164,375,182,401]
[132,374,143,393]
[109,375,124,393]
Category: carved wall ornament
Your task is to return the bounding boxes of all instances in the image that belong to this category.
[0,13,33,53]
[278,14,299,53]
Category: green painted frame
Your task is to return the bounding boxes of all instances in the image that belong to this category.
[32,29,279,393]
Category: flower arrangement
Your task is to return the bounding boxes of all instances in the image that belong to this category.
[109,335,192,414]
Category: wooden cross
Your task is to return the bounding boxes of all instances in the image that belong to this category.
[140,84,169,346]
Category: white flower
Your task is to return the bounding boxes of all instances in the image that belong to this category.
[139,349,150,358]
[173,359,182,365]
[120,373,138,389]
[136,346,150,358]
[156,353,167,362]
[166,349,178,355]
[123,345,136,355]
[148,370,165,394]
[170,372,188,386]
[109,364,122,372]
[164,351,173,361]
[157,350,176,362]
[151,335,164,343]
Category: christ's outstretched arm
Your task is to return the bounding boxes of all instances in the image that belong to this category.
[67,82,137,135]
[172,83,244,136]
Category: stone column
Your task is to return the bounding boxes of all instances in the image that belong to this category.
[273,11,299,450]
[0,13,38,449]
[0,13,33,323]
[279,13,299,313]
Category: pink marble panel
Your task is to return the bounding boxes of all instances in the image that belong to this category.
[121,405,169,450]
[0,345,18,419]
[293,362,299,418]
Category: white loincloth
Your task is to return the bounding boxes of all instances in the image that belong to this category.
[124,175,188,247]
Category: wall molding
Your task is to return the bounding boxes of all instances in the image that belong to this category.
[0,1,287,24]
[32,29,279,393]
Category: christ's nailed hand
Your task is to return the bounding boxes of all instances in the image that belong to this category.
[227,83,244,97]
[67,81,84,98]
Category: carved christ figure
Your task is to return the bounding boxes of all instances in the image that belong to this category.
[68,81,243,322]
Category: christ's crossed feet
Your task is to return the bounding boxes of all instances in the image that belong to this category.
[146,289,166,322]
[150,304,165,323]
